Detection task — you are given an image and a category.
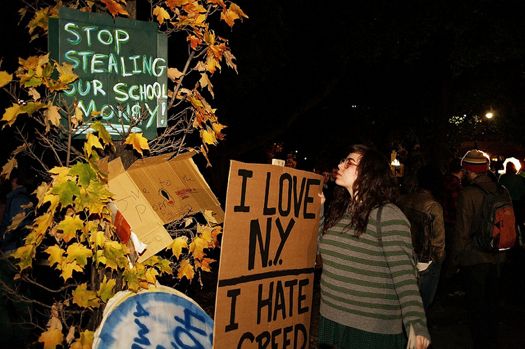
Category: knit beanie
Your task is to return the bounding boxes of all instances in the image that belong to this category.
[461,149,490,173]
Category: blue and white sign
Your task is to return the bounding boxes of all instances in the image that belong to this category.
[93,286,213,349]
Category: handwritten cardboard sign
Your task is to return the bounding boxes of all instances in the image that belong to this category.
[49,7,168,139]
[213,161,322,348]
[93,285,214,348]
[108,152,224,263]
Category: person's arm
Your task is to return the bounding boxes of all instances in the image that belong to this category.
[429,202,446,261]
[382,209,431,343]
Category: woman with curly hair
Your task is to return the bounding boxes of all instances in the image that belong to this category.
[318,144,430,349]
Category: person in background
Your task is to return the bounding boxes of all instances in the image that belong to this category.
[0,167,35,346]
[441,158,464,278]
[452,149,506,349]
[398,164,446,312]
[0,168,35,252]
[318,144,430,349]
[443,158,464,233]
[498,160,525,226]
[321,167,336,213]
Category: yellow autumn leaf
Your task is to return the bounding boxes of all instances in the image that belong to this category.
[123,267,140,292]
[28,87,41,100]
[47,303,63,331]
[103,240,127,270]
[195,257,215,272]
[84,133,103,158]
[200,127,217,145]
[7,210,28,231]
[28,7,51,36]
[55,215,84,243]
[177,258,195,281]
[60,260,83,281]
[45,245,65,267]
[22,101,46,115]
[35,182,50,203]
[1,157,17,180]
[220,3,248,27]
[66,242,93,266]
[101,0,129,17]
[202,209,218,224]
[65,326,75,345]
[199,73,214,98]
[76,180,112,214]
[147,257,173,274]
[167,67,184,81]
[49,166,71,184]
[56,62,78,84]
[145,268,158,284]
[153,6,171,25]
[38,328,64,349]
[189,236,207,260]
[211,122,226,136]
[72,107,83,127]
[36,54,51,78]
[171,236,188,259]
[32,211,55,238]
[45,104,61,129]
[0,71,13,88]
[205,54,220,74]
[89,230,106,248]
[220,7,240,27]
[187,35,202,50]
[13,244,36,271]
[197,224,214,245]
[90,121,113,147]
[98,276,116,302]
[124,133,150,156]
[184,217,194,227]
[223,49,238,73]
[2,103,23,127]
[72,283,100,308]
[71,330,94,349]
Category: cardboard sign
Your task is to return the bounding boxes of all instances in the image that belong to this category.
[108,152,224,262]
[126,152,224,224]
[213,161,322,348]
[93,285,214,348]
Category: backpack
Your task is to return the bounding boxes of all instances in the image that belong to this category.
[400,206,433,263]
[473,183,516,252]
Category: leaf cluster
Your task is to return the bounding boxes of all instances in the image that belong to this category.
[0,0,245,347]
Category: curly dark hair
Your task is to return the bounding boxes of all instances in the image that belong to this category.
[323,144,398,236]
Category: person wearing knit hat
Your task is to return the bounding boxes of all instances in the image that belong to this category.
[451,148,506,349]
[461,149,490,174]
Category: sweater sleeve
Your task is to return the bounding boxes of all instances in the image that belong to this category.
[429,201,446,262]
[381,205,431,341]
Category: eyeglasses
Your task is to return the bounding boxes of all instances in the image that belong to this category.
[339,157,357,168]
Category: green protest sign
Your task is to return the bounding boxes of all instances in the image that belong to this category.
[49,8,168,140]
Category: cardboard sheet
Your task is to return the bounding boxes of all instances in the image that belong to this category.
[108,152,224,263]
[213,161,322,348]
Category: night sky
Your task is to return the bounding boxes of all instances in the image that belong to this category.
[200,0,525,197]
[3,0,525,198]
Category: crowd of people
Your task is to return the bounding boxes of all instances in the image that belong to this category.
[316,144,525,349]
[2,143,525,348]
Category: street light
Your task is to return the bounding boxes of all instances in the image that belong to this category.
[485,111,494,119]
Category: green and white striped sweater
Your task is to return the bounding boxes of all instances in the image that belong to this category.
[319,203,430,339]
